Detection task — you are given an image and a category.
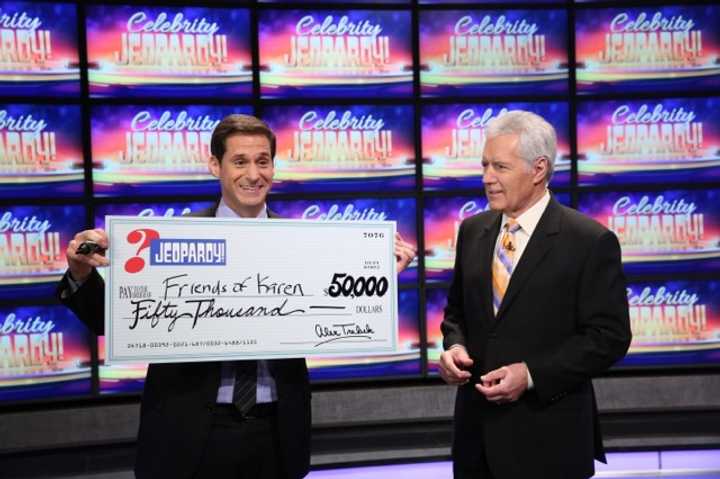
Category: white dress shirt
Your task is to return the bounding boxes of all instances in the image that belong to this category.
[493,190,552,270]
[215,199,278,404]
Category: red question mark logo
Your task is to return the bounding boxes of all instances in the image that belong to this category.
[124,228,160,274]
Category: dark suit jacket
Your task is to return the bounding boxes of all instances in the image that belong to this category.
[58,205,311,479]
[441,196,631,479]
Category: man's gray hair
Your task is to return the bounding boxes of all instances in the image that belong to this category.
[485,110,557,182]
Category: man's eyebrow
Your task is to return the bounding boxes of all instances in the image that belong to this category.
[228,151,271,159]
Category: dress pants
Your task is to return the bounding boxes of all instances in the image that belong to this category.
[452,392,494,479]
[452,431,494,479]
[452,406,592,479]
[194,403,284,479]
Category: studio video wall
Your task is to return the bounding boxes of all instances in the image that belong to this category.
[1,0,719,404]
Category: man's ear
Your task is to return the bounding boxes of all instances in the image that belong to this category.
[533,156,548,185]
[208,156,220,178]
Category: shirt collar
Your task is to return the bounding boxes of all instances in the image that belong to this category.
[215,198,268,219]
[502,190,551,237]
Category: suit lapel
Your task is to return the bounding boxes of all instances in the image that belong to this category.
[478,214,502,323]
[495,198,562,320]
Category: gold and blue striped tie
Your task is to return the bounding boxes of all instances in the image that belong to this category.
[492,219,520,315]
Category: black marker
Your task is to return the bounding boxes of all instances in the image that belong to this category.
[76,241,105,255]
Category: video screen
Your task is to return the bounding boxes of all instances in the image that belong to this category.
[86,5,252,98]
[420,9,569,97]
[308,288,420,381]
[98,335,147,395]
[619,279,720,368]
[424,195,487,283]
[424,192,571,282]
[94,201,216,229]
[577,97,720,186]
[578,189,720,275]
[269,197,418,283]
[425,286,447,375]
[576,6,720,94]
[0,103,84,198]
[0,305,91,403]
[0,204,87,300]
[90,104,251,197]
[259,10,413,98]
[421,0,563,3]
[422,101,571,190]
[0,2,80,96]
[262,104,416,194]
[263,0,409,3]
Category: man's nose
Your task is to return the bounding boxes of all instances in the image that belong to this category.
[246,163,260,180]
[482,167,495,184]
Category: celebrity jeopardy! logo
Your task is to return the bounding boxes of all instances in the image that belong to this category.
[123,228,226,273]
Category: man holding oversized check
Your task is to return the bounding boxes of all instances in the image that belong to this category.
[57,114,416,479]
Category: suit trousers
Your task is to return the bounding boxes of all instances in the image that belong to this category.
[452,398,494,479]
[194,404,284,479]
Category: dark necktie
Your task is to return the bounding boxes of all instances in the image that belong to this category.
[232,360,257,415]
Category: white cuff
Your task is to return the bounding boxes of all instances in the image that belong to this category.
[525,363,534,389]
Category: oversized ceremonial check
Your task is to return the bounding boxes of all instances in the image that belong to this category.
[105,217,398,364]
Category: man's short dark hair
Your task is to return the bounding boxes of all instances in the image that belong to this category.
[210,114,276,161]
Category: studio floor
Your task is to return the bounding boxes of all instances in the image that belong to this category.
[308,451,720,479]
[42,450,720,479]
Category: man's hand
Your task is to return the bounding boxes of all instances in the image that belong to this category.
[394,232,416,274]
[66,228,109,282]
[438,346,473,385]
[476,362,529,404]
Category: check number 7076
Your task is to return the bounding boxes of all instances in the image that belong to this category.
[363,232,384,239]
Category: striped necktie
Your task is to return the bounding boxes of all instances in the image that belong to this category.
[232,361,257,415]
[492,219,521,315]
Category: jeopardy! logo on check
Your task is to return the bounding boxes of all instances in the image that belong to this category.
[123,228,226,274]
